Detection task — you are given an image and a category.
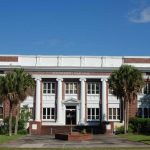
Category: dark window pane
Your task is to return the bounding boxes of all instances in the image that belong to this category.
[43,108,46,115]
[144,108,148,118]
[47,108,50,115]
[52,108,54,115]
[138,108,142,117]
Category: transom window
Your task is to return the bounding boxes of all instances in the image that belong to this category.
[0,107,3,119]
[65,82,77,94]
[144,83,150,94]
[42,107,55,120]
[43,82,55,94]
[88,82,100,94]
[87,108,99,121]
[109,108,120,120]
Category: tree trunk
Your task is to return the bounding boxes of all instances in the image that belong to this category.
[14,102,20,135]
[126,100,129,132]
[124,99,127,134]
[9,103,13,136]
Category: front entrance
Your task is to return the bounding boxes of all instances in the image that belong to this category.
[66,106,76,125]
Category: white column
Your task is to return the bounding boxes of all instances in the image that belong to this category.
[56,78,63,124]
[79,78,86,124]
[101,78,108,121]
[35,77,41,121]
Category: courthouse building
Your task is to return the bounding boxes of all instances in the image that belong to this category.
[0,55,150,134]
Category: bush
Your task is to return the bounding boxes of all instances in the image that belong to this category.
[18,129,28,135]
[115,126,124,134]
[129,117,150,134]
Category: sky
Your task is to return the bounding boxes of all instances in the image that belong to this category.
[0,0,150,56]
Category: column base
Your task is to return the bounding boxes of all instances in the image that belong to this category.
[101,121,114,134]
[29,121,42,135]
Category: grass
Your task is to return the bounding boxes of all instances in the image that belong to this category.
[118,133,150,144]
[0,134,23,144]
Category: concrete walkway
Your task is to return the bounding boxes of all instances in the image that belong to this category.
[0,134,150,148]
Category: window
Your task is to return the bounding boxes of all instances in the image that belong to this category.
[138,108,150,118]
[0,107,3,119]
[138,108,142,118]
[88,83,100,94]
[29,107,34,119]
[109,108,120,120]
[109,88,113,94]
[144,83,150,94]
[43,82,55,94]
[87,108,99,121]
[65,82,77,94]
[42,108,55,120]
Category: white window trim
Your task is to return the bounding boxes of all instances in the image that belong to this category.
[87,82,100,95]
[87,108,100,121]
[65,82,78,94]
[43,82,56,95]
[42,107,55,121]
[108,107,120,121]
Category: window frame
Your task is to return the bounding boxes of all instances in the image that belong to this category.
[87,82,100,95]
[65,82,78,94]
[42,107,55,121]
[43,82,56,94]
[108,108,120,121]
[0,106,3,119]
[144,82,150,94]
[87,108,99,121]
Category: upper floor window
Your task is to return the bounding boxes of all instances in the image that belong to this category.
[88,82,100,94]
[109,108,120,120]
[43,107,55,120]
[65,82,77,94]
[0,106,3,119]
[87,108,99,121]
[43,82,55,94]
[108,88,114,94]
[144,83,150,94]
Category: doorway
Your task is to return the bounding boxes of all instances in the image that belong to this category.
[66,106,76,125]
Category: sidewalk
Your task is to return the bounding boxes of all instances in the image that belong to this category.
[0,134,150,148]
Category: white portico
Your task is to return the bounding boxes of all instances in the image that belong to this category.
[33,75,109,126]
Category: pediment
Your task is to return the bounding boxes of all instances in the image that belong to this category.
[63,98,79,104]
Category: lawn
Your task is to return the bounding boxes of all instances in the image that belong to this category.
[0,135,23,144]
[118,133,150,144]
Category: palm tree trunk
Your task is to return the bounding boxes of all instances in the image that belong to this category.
[124,99,127,134]
[126,100,129,132]
[14,102,20,135]
[9,103,13,136]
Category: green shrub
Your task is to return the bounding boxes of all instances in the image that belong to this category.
[129,117,150,134]
[115,126,124,134]
[18,129,28,135]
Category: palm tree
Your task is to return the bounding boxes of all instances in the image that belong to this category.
[13,69,35,135]
[0,72,18,136]
[108,65,144,133]
[0,69,35,136]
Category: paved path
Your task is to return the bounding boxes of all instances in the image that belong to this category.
[0,134,150,148]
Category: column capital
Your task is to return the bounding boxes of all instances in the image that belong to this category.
[101,78,108,82]
[56,78,63,82]
[79,78,86,82]
[35,77,41,81]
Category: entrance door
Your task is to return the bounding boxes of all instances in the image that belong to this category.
[66,106,76,125]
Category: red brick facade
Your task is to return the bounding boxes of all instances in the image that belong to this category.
[124,58,150,63]
[0,56,18,62]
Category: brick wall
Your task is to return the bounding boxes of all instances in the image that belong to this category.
[124,58,150,63]
[0,56,18,62]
